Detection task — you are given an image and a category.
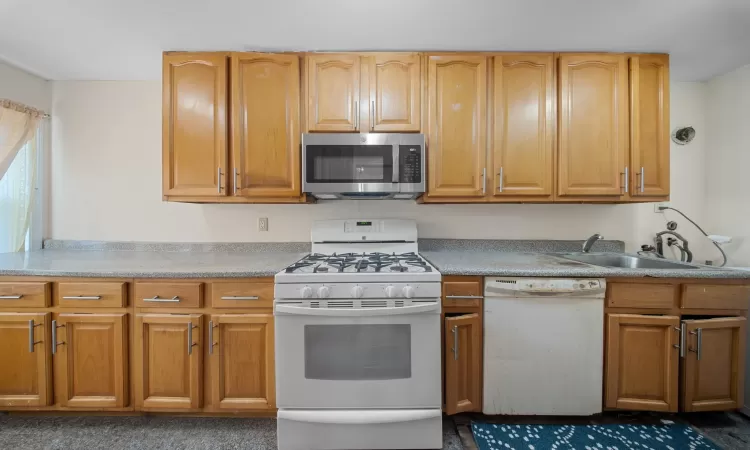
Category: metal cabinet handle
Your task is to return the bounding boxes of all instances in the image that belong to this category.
[234,168,240,195]
[220,296,259,300]
[689,328,703,360]
[445,295,484,299]
[28,320,41,353]
[640,167,645,193]
[371,100,375,130]
[143,296,181,303]
[187,323,198,355]
[208,321,214,355]
[481,168,487,195]
[52,320,65,355]
[62,296,101,300]
[0,295,23,299]
[679,323,686,358]
[623,167,629,193]
[354,101,359,130]
[451,325,459,360]
[497,167,504,192]
[217,168,223,194]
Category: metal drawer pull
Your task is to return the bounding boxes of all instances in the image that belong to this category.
[143,296,181,303]
[445,295,484,299]
[62,296,102,300]
[0,295,23,299]
[52,320,65,355]
[209,321,217,355]
[28,320,42,353]
[220,296,259,300]
[187,323,198,355]
[451,325,459,361]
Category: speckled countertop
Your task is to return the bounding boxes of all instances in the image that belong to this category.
[0,249,307,278]
[421,251,750,279]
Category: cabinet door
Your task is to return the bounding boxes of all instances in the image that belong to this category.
[231,53,301,198]
[682,317,746,412]
[0,313,51,407]
[427,55,488,197]
[630,54,670,198]
[444,313,482,414]
[163,53,228,197]
[605,314,679,412]
[492,54,555,198]
[306,54,360,132]
[558,54,628,197]
[56,314,128,408]
[210,314,275,410]
[367,53,421,132]
[134,314,202,410]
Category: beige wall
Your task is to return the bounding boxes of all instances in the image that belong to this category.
[706,63,750,267]
[49,80,710,256]
[0,61,51,111]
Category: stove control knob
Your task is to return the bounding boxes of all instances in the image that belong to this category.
[385,285,398,298]
[300,286,313,298]
[317,286,331,298]
[402,286,415,298]
[351,285,364,298]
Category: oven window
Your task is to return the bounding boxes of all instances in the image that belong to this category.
[304,324,411,380]
[305,145,393,183]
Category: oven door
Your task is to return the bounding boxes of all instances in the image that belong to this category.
[275,302,441,409]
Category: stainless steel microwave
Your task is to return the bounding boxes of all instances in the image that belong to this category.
[302,133,425,200]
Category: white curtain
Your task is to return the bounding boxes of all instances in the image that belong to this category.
[0,100,44,253]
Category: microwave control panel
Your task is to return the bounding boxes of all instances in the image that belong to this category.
[399,145,422,183]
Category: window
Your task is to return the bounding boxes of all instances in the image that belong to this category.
[0,124,43,253]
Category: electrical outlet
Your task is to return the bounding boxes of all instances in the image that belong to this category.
[258,217,268,232]
[654,201,670,213]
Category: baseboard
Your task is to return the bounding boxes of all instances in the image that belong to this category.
[740,406,750,418]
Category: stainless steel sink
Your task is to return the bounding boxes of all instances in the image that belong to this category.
[558,253,699,269]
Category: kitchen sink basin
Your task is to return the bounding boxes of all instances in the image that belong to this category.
[558,253,699,269]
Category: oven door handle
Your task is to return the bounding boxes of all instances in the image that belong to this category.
[274,303,439,316]
[278,409,441,424]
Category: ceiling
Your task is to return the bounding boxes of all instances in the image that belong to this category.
[1,0,749,81]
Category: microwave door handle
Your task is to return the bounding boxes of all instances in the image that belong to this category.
[392,145,399,184]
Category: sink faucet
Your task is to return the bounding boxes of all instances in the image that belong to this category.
[582,234,603,253]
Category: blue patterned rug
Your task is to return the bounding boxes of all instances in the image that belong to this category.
[471,422,721,450]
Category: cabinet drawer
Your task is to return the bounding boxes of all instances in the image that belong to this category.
[607,283,677,309]
[443,277,483,308]
[0,282,50,307]
[57,282,127,307]
[211,281,274,309]
[134,282,203,308]
[681,284,750,310]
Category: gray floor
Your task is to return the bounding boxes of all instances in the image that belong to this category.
[0,416,462,450]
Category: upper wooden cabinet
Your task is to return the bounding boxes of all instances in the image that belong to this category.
[366,53,421,132]
[605,314,680,412]
[427,55,488,198]
[55,313,128,408]
[163,53,228,197]
[630,54,670,198]
[306,54,361,132]
[491,54,555,198]
[231,53,301,198]
[558,54,629,198]
[0,312,52,407]
[682,317,746,412]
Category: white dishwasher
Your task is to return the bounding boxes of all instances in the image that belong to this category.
[483,277,606,416]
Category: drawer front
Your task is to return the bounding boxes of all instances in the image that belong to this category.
[135,282,203,308]
[57,282,127,307]
[607,283,677,309]
[681,284,750,310]
[211,281,273,309]
[443,277,483,308]
[0,282,50,308]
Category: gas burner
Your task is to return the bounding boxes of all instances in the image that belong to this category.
[355,259,369,272]
[285,261,314,273]
[313,265,328,273]
[327,261,354,272]
[389,265,409,272]
[406,261,431,272]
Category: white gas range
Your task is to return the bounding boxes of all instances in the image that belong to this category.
[274,219,442,450]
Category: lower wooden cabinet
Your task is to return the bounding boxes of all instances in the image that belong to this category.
[210,314,275,410]
[135,314,203,410]
[605,314,680,412]
[0,312,52,407]
[55,313,128,408]
[444,313,482,415]
[682,317,746,411]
